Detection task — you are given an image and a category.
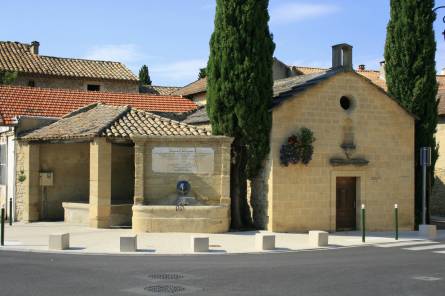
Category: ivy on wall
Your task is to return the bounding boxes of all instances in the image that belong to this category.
[280,127,315,166]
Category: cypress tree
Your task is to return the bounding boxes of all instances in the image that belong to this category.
[198,67,207,79]
[138,65,152,85]
[207,0,275,229]
[384,0,438,226]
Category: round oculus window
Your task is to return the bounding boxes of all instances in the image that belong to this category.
[340,96,352,111]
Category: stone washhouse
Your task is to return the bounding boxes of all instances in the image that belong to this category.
[16,103,232,233]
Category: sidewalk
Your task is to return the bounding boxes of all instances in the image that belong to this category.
[1,222,443,255]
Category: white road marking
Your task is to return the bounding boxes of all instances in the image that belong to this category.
[375,241,438,248]
[403,244,445,251]
[412,276,442,281]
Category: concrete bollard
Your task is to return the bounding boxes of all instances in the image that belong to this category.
[191,236,209,252]
[419,224,437,240]
[255,234,275,250]
[49,233,70,250]
[308,231,329,247]
[120,235,137,252]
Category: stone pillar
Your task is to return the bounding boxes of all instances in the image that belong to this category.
[133,141,145,205]
[21,143,40,222]
[89,137,111,228]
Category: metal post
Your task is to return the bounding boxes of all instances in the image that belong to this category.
[422,162,427,225]
[420,147,431,225]
[1,208,4,246]
[9,198,12,226]
[395,204,399,240]
[361,204,366,243]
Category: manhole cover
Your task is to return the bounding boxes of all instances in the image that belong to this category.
[144,285,186,294]
[149,273,184,281]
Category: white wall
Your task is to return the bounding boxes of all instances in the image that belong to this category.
[0,126,16,220]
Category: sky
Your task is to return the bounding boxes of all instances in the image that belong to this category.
[1,0,444,86]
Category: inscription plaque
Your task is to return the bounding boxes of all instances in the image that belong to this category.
[152,147,214,174]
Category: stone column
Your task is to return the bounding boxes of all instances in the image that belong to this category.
[21,143,40,222]
[133,141,145,205]
[89,137,111,228]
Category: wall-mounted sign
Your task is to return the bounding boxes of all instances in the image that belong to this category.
[152,147,214,174]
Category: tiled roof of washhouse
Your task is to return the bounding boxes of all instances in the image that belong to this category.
[20,103,211,142]
[0,41,138,81]
[0,85,199,125]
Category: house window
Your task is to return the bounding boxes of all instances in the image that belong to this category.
[87,84,101,91]
[28,80,35,87]
[0,144,6,185]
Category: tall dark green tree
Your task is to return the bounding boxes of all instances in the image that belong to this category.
[198,67,207,79]
[384,0,438,226]
[207,0,275,229]
[138,65,152,85]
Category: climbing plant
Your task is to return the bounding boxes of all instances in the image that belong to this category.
[280,127,315,166]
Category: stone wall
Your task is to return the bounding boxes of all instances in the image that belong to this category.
[14,74,139,93]
[111,144,134,203]
[432,117,445,216]
[191,93,207,107]
[264,71,415,232]
[37,143,90,220]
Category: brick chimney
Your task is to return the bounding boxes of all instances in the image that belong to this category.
[379,60,386,80]
[30,41,39,55]
[358,64,365,71]
[332,43,353,71]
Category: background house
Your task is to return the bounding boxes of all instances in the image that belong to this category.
[0,41,139,93]
[172,57,298,106]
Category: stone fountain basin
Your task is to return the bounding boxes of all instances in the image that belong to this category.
[132,205,230,233]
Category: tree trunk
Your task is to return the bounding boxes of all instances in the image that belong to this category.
[230,138,253,229]
[230,139,243,229]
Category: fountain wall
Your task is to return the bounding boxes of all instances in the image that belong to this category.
[131,136,233,233]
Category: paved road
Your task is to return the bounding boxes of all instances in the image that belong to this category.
[1,244,445,296]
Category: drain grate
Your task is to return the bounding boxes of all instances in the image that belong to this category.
[148,273,185,281]
[144,285,186,294]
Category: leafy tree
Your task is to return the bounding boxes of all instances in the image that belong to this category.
[384,0,438,226]
[138,65,152,85]
[198,67,207,79]
[0,71,17,84]
[207,0,275,229]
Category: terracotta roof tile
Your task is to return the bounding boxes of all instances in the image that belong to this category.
[0,85,199,125]
[0,41,138,81]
